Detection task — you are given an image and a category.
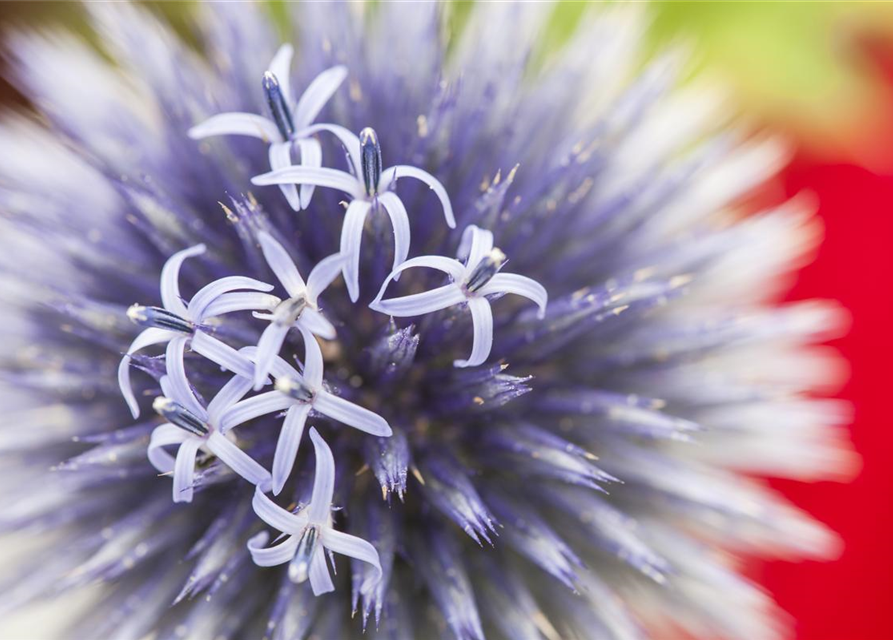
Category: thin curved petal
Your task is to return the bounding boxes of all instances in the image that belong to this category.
[165,337,205,418]
[147,424,188,474]
[187,276,274,320]
[294,65,348,129]
[314,392,391,437]
[478,273,548,319]
[252,166,362,200]
[307,428,335,523]
[188,112,283,143]
[258,231,306,297]
[207,375,255,427]
[272,404,311,495]
[300,328,324,389]
[298,123,362,176]
[297,137,322,209]
[321,528,383,594]
[339,200,371,302]
[119,327,176,419]
[173,438,201,503]
[308,546,335,595]
[454,297,493,368]
[305,252,347,304]
[457,224,495,268]
[247,531,299,567]
[161,244,206,317]
[220,391,293,433]
[202,292,281,318]
[268,43,294,106]
[380,165,455,228]
[269,142,301,211]
[253,323,292,390]
[377,192,411,275]
[370,284,465,318]
[206,431,271,490]
[299,308,336,340]
[252,486,306,534]
[370,256,465,308]
[190,331,255,380]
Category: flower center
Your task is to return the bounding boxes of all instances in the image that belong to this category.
[262,71,295,140]
[275,376,316,403]
[360,127,382,198]
[153,396,209,436]
[288,524,319,583]
[465,248,507,293]
[272,295,307,326]
[127,304,193,334]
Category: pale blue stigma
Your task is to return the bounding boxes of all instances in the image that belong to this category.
[359,127,382,197]
[275,376,315,403]
[263,71,295,140]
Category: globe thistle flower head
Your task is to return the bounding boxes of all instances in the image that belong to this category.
[0,3,855,640]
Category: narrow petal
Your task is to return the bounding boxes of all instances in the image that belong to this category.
[301,328,325,389]
[305,252,347,304]
[457,224,495,269]
[206,431,272,490]
[380,166,455,228]
[147,424,188,474]
[298,123,361,176]
[321,528,383,594]
[268,43,294,105]
[454,297,493,368]
[252,486,306,533]
[119,327,176,419]
[206,375,255,427]
[340,200,372,302]
[187,276,274,320]
[188,112,283,143]
[370,284,465,318]
[220,391,293,433]
[377,192,411,275]
[294,65,348,129]
[202,292,281,318]
[173,438,201,503]
[247,531,299,567]
[252,166,362,200]
[253,323,291,390]
[258,231,306,297]
[299,308,336,340]
[160,244,206,318]
[239,346,301,381]
[314,392,392,437]
[308,546,335,595]
[370,256,466,308]
[272,404,311,495]
[308,428,336,523]
[190,331,255,380]
[478,273,548,319]
[297,137,322,209]
[269,142,301,211]
[165,337,205,418]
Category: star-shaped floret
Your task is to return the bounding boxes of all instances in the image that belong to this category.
[370,225,548,367]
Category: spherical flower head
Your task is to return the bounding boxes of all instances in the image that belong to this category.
[0,3,855,640]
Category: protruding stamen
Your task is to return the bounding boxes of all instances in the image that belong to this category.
[272,295,307,327]
[263,71,295,140]
[359,127,382,197]
[465,248,507,293]
[153,396,208,436]
[128,304,194,334]
[288,525,318,583]
[275,376,315,403]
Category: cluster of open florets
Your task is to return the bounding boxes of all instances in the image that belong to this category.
[116,44,547,598]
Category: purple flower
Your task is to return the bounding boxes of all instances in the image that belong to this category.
[0,3,854,640]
